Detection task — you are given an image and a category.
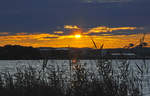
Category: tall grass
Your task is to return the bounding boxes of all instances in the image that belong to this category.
[0,59,148,96]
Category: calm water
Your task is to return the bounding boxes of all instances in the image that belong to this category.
[0,59,150,73]
[0,60,150,96]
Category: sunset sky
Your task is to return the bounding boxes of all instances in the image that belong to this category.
[0,0,150,48]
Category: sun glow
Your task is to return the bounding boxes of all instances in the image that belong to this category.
[75,34,81,38]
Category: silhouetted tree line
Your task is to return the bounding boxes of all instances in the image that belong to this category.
[0,45,41,60]
[0,45,150,60]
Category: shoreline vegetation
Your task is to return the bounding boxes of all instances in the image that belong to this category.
[0,45,150,60]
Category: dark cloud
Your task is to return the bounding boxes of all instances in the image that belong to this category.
[0,0,150,35]
[81,0,134,3]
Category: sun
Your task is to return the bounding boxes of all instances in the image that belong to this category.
[74,34,81,38]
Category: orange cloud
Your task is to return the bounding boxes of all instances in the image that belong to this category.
[0,26,148,49]
[54,31,64,34]
[16,32,28,35]
[0,32,10,35]
[0,33,60,41]
[109,27,137,32]
[0,33,149,48]
[64,25,80,30]
[84,26,137,34]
